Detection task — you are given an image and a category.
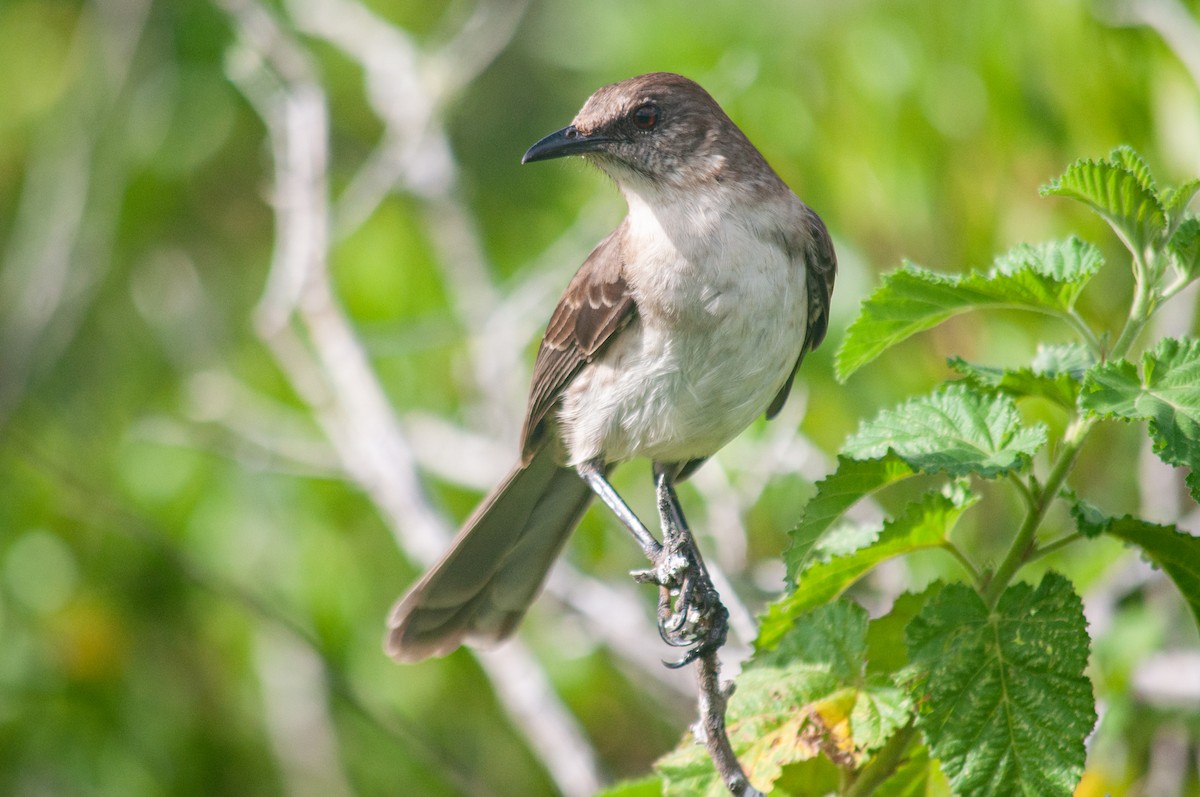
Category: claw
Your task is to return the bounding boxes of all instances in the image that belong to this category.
[631,568,658,584]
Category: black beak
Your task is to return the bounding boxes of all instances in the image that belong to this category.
[521,125,611,164]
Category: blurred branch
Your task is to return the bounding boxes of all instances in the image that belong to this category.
[0,0,152,428]
[287,0,532,431]
[1103,0,1200,90]
[219,1,604,793]
[254,628,355,797]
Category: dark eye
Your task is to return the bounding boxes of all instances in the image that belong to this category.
[632,103,659,130]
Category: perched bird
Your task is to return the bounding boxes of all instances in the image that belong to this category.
[387,72,835,664]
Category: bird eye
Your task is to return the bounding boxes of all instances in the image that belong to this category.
[632,103,659,130]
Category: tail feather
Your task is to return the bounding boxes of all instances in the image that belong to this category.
[386,447,591,662]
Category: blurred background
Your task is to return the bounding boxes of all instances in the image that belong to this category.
[1,0,1199,794]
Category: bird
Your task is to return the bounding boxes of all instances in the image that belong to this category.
[386,72,836,665]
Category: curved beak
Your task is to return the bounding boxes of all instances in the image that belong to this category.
[521,125,611,164]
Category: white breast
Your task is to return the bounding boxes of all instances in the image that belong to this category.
[558,187,808,467]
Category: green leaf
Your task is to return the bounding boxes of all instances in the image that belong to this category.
[1167,217,1200,285]
[1081,336,1200,497]
[906,574,1095,797]
[836,238,1103,380]
[1041,147,1167,256]
[949,342,1094,408]
[783,453,915,585]
[593,776,662,797]
[1065,492,1108,538]
[663,602,913,795]
[1161,178,1200,228]
[1108,145,1157,196]
[844,383,1048,478]
[866,585,943,677]
[871,743,952,797]
[761,486,977,651]
[756,600,870,675]
[1068,504,1200,628]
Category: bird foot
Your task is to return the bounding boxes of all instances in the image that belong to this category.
[632,537,728,668]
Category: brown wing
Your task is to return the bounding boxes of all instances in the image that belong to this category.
[519,220,637,462]
[765,203,837,419]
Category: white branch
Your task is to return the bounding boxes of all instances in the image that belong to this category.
[220,2,603,792]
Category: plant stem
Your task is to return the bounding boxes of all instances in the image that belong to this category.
[1027,531,1085,563]
[941,541,983,589]
[845,721,918,797]
[983,416,1092,608]
[1109,254,1158,360]
[1066,308,1105,356]
[1008,472,1035,511]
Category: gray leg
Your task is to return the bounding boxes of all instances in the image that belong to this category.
[576,459,662,559]
[652,462,729,668]
[576,459,728,668]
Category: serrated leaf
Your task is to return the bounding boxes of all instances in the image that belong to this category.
[662,603,916,796]
[1168,217,1200,284]
[1081,336,1200,497]
[848,683,913,752]
[1067,504,1200,628]
[658,604,854,794]
[866,585,943,677]
[836,238,1103,380]
[1108,145,1157,196]
[756,600,870,676]
[844,384,1048,478]
[783,453,915,585]
[906,574,1096,797]
[753,600,868,676]
[1041,151,1167,257]
[761,487,978,651]
[949,342,1093,408]
[1161,178,1200,227]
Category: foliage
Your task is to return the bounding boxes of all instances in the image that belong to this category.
[649,148,1200,795]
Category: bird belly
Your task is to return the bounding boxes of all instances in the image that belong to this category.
[558,259,807,466]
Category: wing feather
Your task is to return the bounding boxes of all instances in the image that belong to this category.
[765,204,837,419]
[520,221,637,461]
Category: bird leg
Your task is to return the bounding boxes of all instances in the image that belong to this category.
[576,460,728,667]
[649,463,728,668]
[576,460,662,559]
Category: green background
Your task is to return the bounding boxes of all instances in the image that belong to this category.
[1,0,1197,794]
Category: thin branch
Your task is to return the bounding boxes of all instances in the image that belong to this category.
[254,628,355,797]
[695,651,764,797]
[286,0,531,431]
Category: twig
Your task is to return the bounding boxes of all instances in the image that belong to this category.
[844,721,918,797]
[695,651,764,797]
[254,628,355,797]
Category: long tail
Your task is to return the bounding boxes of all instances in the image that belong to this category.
[386,446,592,662]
